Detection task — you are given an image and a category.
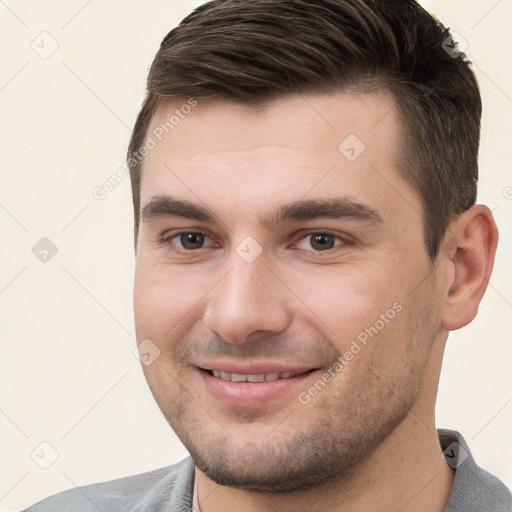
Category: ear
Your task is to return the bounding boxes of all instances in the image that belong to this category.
[440,205,498,331]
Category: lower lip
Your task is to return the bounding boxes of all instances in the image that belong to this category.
[199,369,316,408]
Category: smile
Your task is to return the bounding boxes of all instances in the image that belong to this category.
[207,370,303,382]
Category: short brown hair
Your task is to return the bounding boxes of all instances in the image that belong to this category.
[128,0,481,259]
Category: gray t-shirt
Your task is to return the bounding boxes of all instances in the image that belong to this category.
[23,429,511,511]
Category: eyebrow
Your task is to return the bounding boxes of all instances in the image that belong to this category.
[141,196,215,223]
[274,198,383,225]
[140,195,384,226]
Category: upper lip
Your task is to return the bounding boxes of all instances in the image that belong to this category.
[197,361,317,375]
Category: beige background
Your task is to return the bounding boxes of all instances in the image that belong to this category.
[1,0,511,509]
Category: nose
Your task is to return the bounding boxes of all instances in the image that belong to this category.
[203,250,292,345]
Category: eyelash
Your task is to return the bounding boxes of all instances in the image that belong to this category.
[294,231,352,251]
[160,230,354,253]
[162,231,218,252]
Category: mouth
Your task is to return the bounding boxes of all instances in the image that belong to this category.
[204,369,308,383]
[197,365,320,408]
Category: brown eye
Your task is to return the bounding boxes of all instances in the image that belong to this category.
[179,232,205,250]
[165,232,211,251]
[296,232,346,252]
[310,234,336,251]
[163,230,219,254]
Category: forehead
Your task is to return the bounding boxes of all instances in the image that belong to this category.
[140,91,420,225]
[147,90,402,157]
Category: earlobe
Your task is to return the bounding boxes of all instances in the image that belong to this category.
[440,205,498,331]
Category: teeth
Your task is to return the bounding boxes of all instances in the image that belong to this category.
[210,370,300,382]
[247,374,265,382]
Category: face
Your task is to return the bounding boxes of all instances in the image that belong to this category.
[133,92,444,492]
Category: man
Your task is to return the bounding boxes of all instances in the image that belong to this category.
[25,0,511,510]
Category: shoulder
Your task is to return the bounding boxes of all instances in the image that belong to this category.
[439,429,511,512]
[22,457,195,512]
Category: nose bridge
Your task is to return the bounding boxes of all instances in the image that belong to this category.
[204,246,291,343]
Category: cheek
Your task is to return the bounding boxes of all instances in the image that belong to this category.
[133,263,203,413]
[133,261,209,344]
[284,263,405,344]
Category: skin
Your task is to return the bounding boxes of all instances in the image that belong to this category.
[133,91,498,512]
